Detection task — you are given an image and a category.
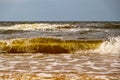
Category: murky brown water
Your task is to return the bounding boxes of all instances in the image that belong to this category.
[0,53,120,79]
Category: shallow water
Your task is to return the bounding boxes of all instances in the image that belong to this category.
[0,53,120,79]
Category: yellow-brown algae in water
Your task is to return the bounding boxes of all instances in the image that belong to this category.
[0,37,102,53]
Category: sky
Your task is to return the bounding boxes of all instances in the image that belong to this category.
[0,0,120,21]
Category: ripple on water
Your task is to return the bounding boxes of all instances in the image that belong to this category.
[0,54,119,79]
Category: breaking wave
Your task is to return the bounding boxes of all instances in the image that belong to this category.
[95,36,120,55]
[0,36,119,55]
[0,23,105,33]
[0,37,101,53]
[0,23,70,31]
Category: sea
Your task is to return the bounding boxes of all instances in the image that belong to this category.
[0,21,120,80]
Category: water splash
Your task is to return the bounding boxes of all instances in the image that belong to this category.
[96,36,120,55]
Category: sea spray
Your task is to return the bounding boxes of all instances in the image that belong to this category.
[95,36,120,55]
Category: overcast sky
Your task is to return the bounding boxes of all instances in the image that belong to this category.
[0,0,120,21]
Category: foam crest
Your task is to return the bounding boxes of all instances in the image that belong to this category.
[96,36,120,55]
[0,23,70,31]
[0,23,105,33]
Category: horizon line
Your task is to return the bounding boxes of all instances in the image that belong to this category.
[0,21,120,23]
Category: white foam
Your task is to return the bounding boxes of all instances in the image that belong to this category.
[82,61,94,66]
[91,66,106,70]
[9,61,23,64]
[50,62,61,66]
[29,61,38,64]
[68,59,79,62]
[0,23,70,31]
[0,23,106,34]
[37,73,52,77]
[63,55,71,59]
[95,36,120,55]
[30,67,38,69]
[14,70,27,72]
[67,28,103,32]
[110,62,120,67]
[95,76,109,80]
[45,66,53,70]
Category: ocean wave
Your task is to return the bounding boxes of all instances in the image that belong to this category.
[0,36,119,55]
[0,37,101,53]
[0,23,106,33]
[0,23,70,31]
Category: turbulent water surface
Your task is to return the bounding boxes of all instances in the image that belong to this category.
[0,54,120,80]
[0,22,120,40]
[0,22,120,80]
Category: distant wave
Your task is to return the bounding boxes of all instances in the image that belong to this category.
[0,23,70,31]
[0,23,105,32]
